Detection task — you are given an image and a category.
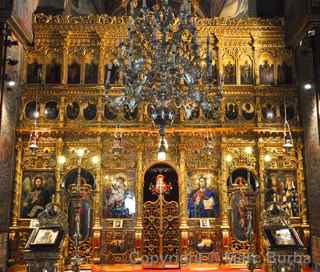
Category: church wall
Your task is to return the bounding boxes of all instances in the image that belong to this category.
[6,14,311,269]
[284,0,320,268]
[0,29,24,271]
[296,45,320,268]
[299,85,320,269]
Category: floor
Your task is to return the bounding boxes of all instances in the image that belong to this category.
[89,265,264,272]
[8,264,314,272]
[89,264,314,272]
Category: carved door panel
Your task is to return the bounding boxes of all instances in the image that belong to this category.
[143,196,180,268]
[143,164,180,268]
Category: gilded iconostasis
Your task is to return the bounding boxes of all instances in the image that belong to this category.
[7,8,310,270]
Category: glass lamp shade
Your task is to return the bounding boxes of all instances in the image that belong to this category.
[157,150,166,161]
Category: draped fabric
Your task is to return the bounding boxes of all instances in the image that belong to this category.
[218,0,248,18]
[199,0,248,18]
[212,0,227,16]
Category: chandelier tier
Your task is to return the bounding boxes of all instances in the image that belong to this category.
[105,0,223,135]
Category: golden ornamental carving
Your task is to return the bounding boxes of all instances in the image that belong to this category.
[264,146,297,169]
[9,11,310,269]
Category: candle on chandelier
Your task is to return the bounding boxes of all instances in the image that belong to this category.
[207,34,213,77]
[172,43,177,66]
[130,0,134,14]
[106,63,112,85]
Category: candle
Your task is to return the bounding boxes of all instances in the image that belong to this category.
[219,72,224,86]
[172,43,177,66]
[229,168,232,186]
[130,0,134,15]
[106,63,112,85]
[207,34,213,77]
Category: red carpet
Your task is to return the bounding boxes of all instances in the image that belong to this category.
[91,267,266,272]
[91,266,313,272]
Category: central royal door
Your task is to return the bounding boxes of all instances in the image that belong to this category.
[143,163,180,268]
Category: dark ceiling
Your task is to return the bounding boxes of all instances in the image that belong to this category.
[35,0,284,18]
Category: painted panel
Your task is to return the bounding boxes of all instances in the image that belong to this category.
[103,173,136,219]
[13,0,39,34]
[20,171,56,218]
[200,0,249,17]
[188,174,219,218]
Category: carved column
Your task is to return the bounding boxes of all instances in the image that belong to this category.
[217,34,223,79]
[296,138,309,226]
[179,142,188,228]
[258,137,267,258]
[11,138,23,228]
[236,53,240,85]
[59,96,65,127]
[55,138,64,205]
[253,34,260,85]
[80,61,85,85]
[61,32,70,85]
[97,96,103,122]
[135,141,144,258]
[92,136,102,263]
[220,141,230,250]
[97,32,106,85]
[179,141,189,255]
[256,97,262,126]
[217,34,226,124]
[221,142,230,227]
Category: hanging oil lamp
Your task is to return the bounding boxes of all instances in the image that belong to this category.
[283,101,294,152]
[29,131,39,155]
[112,127,123,157]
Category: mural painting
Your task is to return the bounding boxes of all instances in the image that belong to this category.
[13,0,39,34]
[210,0,248,17]
[20,171,56,218]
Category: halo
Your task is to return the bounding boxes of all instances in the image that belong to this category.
[32,175,45,186]
[242,103,254,113]
[113,173,127,183]
[192,173,214,188]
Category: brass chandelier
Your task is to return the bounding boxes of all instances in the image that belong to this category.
[105,0,223,136]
